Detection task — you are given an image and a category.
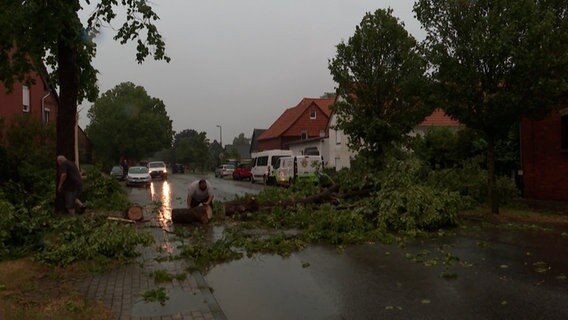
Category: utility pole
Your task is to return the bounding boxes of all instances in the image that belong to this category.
[216,124,223,149]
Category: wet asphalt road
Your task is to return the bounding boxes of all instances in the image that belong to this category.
[126,173,568,320]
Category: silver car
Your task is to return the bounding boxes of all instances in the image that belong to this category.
[215,164,235,178]
[147,161,168,180]
[126,166,151,187]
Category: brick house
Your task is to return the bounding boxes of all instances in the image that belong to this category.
[0,71,58,135]
[256,97,335,151]
[0,68,93,163]
[249,128,266,154]
[521,105,568,201]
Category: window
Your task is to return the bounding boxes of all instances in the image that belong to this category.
[304,147,319,155]
[562,114,568,151]
[43,107,50,125]
[335,157,341,169]
[335,130,341,144]
[22,85,30,112]
[319,129,325,137]
[301,130,308,140]
[256,156,268,166]
[310,110,316,119]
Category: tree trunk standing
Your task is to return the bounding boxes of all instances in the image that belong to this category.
[487,137,499,214]
[55,30,80,212]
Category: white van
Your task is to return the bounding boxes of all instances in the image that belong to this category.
[250,149,293,184]
[274,155,324,186]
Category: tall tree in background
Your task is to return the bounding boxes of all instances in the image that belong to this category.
[415,0,568,214]
[0,0,169,160]
[232,133,251,146]
[328,9,432,165]
[86,82,172,164]
[174,129,211,171]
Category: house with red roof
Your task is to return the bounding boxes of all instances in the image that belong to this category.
[0,71,58,136]
[0,68,93,164]
[287,103,462,171]
[256,97,335,151]
[411,108,462,136]
[521,105,568,201]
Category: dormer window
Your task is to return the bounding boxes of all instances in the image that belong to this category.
[310,110,316,119]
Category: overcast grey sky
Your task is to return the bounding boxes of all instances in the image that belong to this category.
[79,0,423,145]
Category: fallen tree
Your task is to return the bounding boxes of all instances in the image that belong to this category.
[172,205,212,224]
[221,184,376,217]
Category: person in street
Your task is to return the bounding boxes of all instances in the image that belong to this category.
[121,158,129,180]
[187,179,214,209]
[56,155,86,214]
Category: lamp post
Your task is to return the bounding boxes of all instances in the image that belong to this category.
[216,125,223,149]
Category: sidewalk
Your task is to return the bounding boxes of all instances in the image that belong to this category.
[76,205,226,320]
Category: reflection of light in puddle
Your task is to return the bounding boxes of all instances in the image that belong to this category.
[149,182,155,197]
[150,181,174,253]
[160,181,172,223]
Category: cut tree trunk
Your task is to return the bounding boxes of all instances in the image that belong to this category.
[224,184,345,216]
[124,205,144,221]
[224,197,260,216]
[172,206,212,224]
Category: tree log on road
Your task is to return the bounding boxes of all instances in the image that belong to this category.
[223,184,366,217]
[172,205,212,224]
[124,205,144,221]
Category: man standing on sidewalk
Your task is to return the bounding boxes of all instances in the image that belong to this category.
[56,155,86,214]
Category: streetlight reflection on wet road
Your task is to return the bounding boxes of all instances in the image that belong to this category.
[150,181,172,231]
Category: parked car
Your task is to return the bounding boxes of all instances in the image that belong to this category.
[215,164,235,178]
[274,155,324,186]
[232,163,252,181]
[110,165,124,180]
[147,161,168,180]
[126,166,151,187]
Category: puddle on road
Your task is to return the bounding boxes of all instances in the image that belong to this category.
[131,287,209,317]
[206,252,343,320]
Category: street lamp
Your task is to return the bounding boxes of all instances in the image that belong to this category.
[216,124,223,148]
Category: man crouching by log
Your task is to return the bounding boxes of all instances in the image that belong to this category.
[187,179,214,209]
[171,179,214,224]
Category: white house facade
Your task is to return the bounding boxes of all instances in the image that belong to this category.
[322,112,356,170]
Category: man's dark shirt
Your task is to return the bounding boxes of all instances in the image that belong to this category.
[58,160,83,192]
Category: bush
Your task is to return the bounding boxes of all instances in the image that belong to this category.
[371,159,460,233]
[0,197,53,260]
[426,157,519,207]
[81,168,129,210]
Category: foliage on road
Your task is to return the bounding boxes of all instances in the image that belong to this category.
[82,168,130,210]
[36,216,153,266]
[86,82,173,165]
[0,158,148,264]
[177,154,525,271]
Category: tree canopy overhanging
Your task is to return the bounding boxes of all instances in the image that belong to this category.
[414,0,568,213]
[0,0,170,159]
